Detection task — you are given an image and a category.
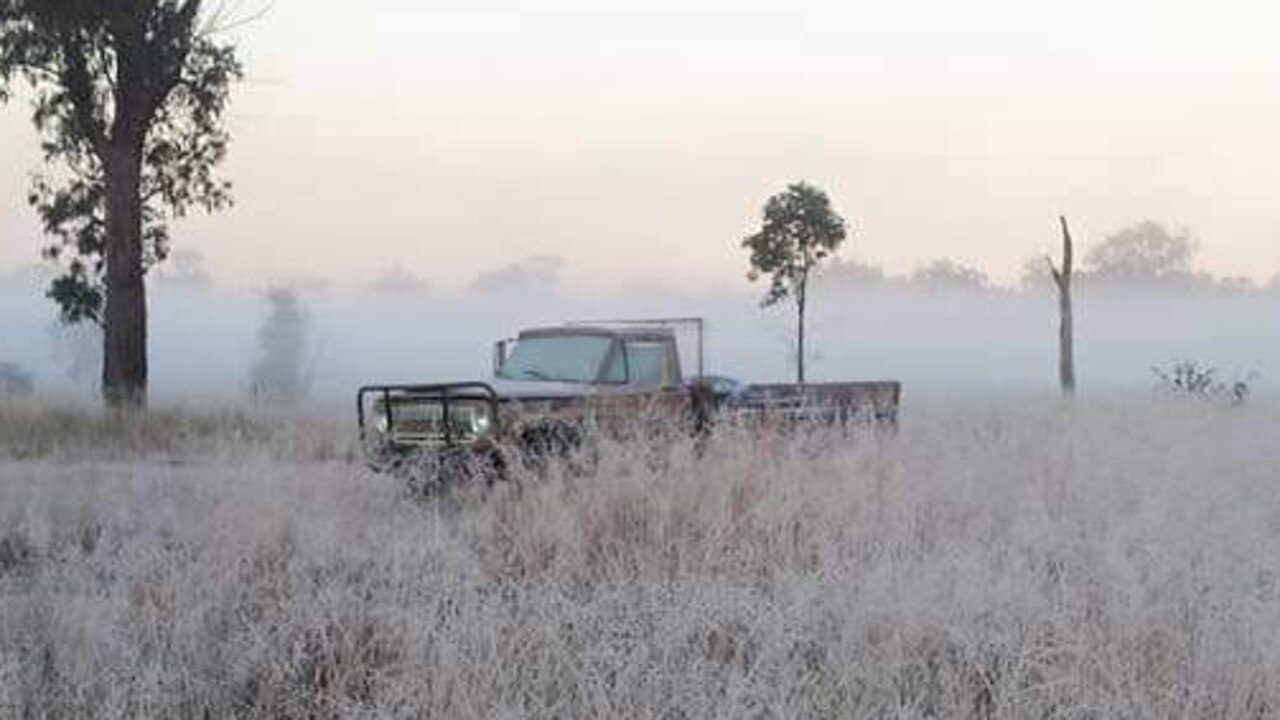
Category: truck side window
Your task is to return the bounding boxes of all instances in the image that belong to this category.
[626,341,669,386]
[601,345,627,383]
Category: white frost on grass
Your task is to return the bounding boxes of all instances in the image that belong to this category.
[1,398,1278,718]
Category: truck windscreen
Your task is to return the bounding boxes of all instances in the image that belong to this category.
[496,334,613,383]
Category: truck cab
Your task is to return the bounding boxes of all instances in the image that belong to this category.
[493,325,684,390]
[358,323,695,459]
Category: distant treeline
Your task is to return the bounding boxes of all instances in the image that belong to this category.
[818,220,1277,295]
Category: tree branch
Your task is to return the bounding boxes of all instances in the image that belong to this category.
[136,0,201,124]
[1045,255,1063,286]
[1059,215,1073,278]
[200,0,274,36]
[57,29,107,157]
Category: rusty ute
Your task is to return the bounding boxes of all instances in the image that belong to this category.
[357,318,901,483]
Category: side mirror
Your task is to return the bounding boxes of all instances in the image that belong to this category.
[493,339,511,376]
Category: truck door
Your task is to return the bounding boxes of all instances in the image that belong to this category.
[624,340,671,388]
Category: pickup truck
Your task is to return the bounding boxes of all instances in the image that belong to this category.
[357,318,900,482]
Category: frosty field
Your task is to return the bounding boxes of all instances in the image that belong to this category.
[1,398,1278,718]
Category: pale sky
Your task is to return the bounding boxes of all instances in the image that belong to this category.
[3,0,1280,290]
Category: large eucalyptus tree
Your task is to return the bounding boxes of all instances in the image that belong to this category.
[1,0,243,407]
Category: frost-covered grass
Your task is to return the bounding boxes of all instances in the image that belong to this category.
[1,398,1278,718]
[0,402,353,463]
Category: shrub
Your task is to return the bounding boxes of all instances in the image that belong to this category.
[249,287,312,408]
[1151,360,1259,404]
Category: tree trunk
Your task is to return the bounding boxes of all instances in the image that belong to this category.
[1051,216,1076,397]
[101,142,148,409]
[1058,274,1074,395]
[1058,278,1074,395]
[796,275,806,384]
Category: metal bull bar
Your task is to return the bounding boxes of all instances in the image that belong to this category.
[357,382,500,447]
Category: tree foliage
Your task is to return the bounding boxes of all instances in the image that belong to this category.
[469,255,565,297]
[742,182,847,308]
[0,0,242,325]
[1084,221,1196,285]
[910,258,990,292]
[816,258,886,290]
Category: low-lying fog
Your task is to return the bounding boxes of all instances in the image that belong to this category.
[2,262,1276,404]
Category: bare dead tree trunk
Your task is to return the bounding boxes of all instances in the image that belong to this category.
[796,273,807,384]
[1047,216,1075,396]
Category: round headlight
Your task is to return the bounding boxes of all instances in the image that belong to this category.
[374,412,389,434]
[472,412,492,435]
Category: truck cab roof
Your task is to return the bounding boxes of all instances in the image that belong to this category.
[518,325,677,342]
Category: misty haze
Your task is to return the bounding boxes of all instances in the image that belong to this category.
[2,2,1279,718]
[3,245,1277,403]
